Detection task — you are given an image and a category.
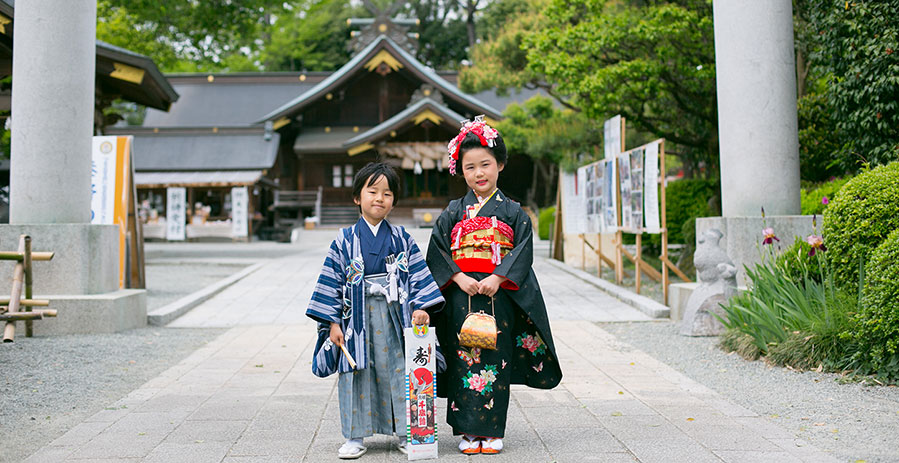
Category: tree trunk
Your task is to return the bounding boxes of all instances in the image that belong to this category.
[465,0,477,48]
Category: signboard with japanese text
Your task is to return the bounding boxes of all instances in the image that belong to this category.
[231,187,249,238]
[166,187,187,241]
[91,135,134,288]
[404,324,437,460]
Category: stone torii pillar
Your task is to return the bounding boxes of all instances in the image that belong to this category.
[693,1,812,289]
[10,0,94,223]
[1,0,146,335]
[713,0,800,216]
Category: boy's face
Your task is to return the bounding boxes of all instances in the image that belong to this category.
[460,148,504,198]
[354,174,394,224]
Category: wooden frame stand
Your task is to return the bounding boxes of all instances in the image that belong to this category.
[1,235,55,342]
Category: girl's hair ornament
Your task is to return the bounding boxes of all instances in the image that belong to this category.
[446,115,499,175]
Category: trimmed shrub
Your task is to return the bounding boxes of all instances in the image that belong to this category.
[663,178,717,244]
[800,177,849,216]
[823,162,899,290]
[852,228,899,381]
[537,206,555,240]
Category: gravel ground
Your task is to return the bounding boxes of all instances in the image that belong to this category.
[0,327,226,463]
[601,320,899,463]
[0,259,248,463]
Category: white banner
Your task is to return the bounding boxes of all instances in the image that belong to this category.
[231,186,249,237]
[405,325,437,460]
[562,169,587,234]
[166,187,186,241]
[603,115,623,160]
[90,136,118,225]
[643,141,661,234]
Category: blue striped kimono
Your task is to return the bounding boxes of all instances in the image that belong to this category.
[307,220,445,377]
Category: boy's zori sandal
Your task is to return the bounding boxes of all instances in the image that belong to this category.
[459,435,482,454]
[481,437,503,454]
[338,440,367,459]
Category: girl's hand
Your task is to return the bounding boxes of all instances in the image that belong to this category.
[411,309,430,326]
[478,274,507,297]
[329,322,345,346]
[452,273,481,296]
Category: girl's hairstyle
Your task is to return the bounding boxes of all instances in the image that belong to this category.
[446,115,506,175]
[352,162,400,206]
[456,131,507,175]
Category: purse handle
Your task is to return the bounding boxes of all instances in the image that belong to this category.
[467,294,495,317]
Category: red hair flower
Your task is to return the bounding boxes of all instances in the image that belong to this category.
[446,115,499,175]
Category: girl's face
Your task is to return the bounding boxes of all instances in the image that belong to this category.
[354,174,394,224]
[460,148,504,197]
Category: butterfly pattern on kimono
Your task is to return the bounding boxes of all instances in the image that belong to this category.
[484,398,494,410]
[532,361,543,372]
[457,347,482,366]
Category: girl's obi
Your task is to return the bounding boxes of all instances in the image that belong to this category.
[450,216,514,273]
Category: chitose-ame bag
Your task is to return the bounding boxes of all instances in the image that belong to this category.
[458,295,499,350]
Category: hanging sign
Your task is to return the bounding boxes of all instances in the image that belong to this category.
[91,135,133,288]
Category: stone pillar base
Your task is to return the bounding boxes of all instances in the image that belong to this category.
[695,216,815,287]
[0,224,147,335]
[18,290,147,336]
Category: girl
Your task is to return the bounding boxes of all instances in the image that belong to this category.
[307,162,445,459]
[427,117,563,455]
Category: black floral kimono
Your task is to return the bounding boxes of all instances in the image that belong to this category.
[426,189,562,438]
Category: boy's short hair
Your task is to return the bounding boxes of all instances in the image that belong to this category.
[456,131,508,175]
[352,162,400,206]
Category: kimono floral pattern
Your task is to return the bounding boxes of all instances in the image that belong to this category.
[462,364,499,396]
[516,333,546,356]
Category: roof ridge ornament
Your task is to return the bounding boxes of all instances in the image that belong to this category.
[409,84,443,106]
[348,0,418,54]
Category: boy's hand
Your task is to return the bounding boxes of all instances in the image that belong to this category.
[478,274,507,297]
[329,322,345,346]
[411,309,430,326]
[452,273,480,296]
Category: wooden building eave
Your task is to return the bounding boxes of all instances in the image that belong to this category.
[342,97,465,153]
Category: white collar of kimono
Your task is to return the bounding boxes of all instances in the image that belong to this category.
[475,188,499,205]
[363,217,382,236]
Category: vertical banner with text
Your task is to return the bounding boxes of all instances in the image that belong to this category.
[405,325,437,460]
[91,135,133,288]
[166,187,187,241]
[231,186,249,238]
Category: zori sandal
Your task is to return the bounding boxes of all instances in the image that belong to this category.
[459,435,481,454]
[481,437,503,454]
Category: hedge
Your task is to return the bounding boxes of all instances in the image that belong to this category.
[853,228,899,381]
[822,162,899,290]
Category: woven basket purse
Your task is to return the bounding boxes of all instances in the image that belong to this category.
[458,295,499,350]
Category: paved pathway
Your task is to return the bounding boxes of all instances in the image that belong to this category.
[25,230,838,462]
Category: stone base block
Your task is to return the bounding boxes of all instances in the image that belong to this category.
[13,290,147,336]
[667,282,699,321]
[696,216,814,287]
[0,224,119,294]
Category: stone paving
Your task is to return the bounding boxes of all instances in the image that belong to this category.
[24,230,839,462]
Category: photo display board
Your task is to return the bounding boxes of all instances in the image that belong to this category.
[580,158,618,233]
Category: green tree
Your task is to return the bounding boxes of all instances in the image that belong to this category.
[260,1,357,71]
[497,95,603,207]
[97,0,281,72]
[806,0,899,171]
[462,0,718,178]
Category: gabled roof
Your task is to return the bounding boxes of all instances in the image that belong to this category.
[142,74,321,128]
[343,97,464,155]
[260,35,502,123]
[125,129,280,172]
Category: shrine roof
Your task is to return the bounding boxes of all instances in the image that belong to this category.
[343,97,465,153]
[120,129,280,172]
[260,35,503,124]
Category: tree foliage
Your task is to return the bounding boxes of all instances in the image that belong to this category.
[804,0,899,171]
[97,0,280,72]
[461,0,718,178]
[260,1,357,71]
